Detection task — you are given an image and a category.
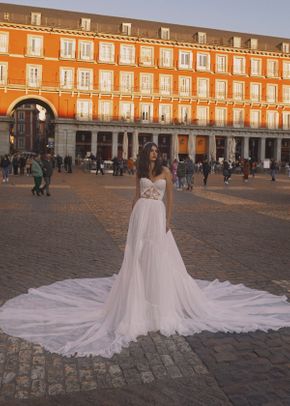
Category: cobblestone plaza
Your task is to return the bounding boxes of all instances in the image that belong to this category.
[0,170,290,405]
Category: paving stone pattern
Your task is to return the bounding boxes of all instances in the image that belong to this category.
[0,170,289,405]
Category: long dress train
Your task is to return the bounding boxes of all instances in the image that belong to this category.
[0,178,290,358]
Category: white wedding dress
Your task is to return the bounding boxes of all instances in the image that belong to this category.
[0,177,290,358]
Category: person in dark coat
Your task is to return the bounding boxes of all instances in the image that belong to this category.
[112,157,118,176]
[223,160,230,184]
[96,156,104,175]
[40,154,53,196]
[1,154,11,183]
[202,159,210,186]
[56,155,63,173]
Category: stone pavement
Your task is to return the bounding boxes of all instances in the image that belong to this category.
[0,169,290,406]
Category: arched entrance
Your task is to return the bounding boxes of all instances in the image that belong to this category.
[8,97,56,154]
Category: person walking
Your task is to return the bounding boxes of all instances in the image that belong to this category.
[56,155,63,173]
[31,155,43,196]
[185,157,195,191]
[171,159,178,188]
[243,159,250,183]
[40,154,53,196]
[202,158,211,186]
[176,159,186,190]
[223,160,230,185]
[1,154,11,183]
[270,159,277,181]
[96,156,104,175]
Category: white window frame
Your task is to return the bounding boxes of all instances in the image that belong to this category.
[282,61,290,79]
[250,110,260,128]
[120,101,134,121]
[26,64,42,87]
[216,54,227,73]
[179,105,191,124]
[196,53,210,71]
[99,42,115,63]
[60,38,76,59]
[27,35,43,57]
[98,100,112,121]
[283,85,290,103]
[233,81,244,100]
[250,83,261,102]
[99,70,113,93]
[267,84,277,103]
[251,58,262,76]
[77,68,93,90]
[197,106,209,125]
[267,110,279,129]
[59,67,74,89]
[140,73,153,95]
[160,27,170,40]
[31,12,41,26]
[120,44,135,65]
[249,38,258,50]
[160,48,173,68]
[233,108,244,128]
[80,18,91,31]
[121,23,131,35]
[76,99,92,120]
[140,46,154,66]
[179,76,191,97]
[78,40,94,61]
[120,71,134,93]
[140,103,153,122]
[197,32,206,44]
[0,62,8,85]
[282,112,290,129]
[0,32,9,53]
[267,59,278,77]
[233,56,246,75]
[215,80,227,100]
[159,104,172,123]
[178,50,192,70]
[159,74,172,96]
[215,107,227,127]
[197,78,209,98]
[282,42,290,53]
[232,37,241,48]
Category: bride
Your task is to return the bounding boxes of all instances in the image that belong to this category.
[0,142,290,358]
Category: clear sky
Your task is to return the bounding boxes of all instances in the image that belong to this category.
[0,0,289,39]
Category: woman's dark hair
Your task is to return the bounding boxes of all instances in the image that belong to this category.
[137,142,163,179]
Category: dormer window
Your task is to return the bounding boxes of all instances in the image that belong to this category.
[3,12,9,21]
[249,38,258,50]
[197,32,207,44]
[281,42,290,53]
[232,36,241,48]
[80,18,91,31]
[31,12,41,26]
[121,23,131,36]
[160,27,170,40]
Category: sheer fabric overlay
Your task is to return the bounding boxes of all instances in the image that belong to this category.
[0,178,290,358]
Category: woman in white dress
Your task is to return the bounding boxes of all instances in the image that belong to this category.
[0,142,290,358]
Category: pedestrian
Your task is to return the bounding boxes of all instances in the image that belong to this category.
[96,156,104,175]
[185,157,194,191]
[40,154,53,196]
[1,154,11,183]
[242,159,250,182]
[56,155,63,173]
[118,158,124,176]
[171,159,178,188]
[202,158,210,186]
[250,160,257,177]
[112,157,118,176]
[223,160,230,184]
[176,159,186,190]
[270,159,277,181]
[12,154,19,176]
[26,156,32,176]
[127,157,134,175]
[31,155,43,196]
[67,155,72,173]
[19,155,26,175]
[64,155,68,172]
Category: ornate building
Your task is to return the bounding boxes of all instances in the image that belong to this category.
[0,3,290,162]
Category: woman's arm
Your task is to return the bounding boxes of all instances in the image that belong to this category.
[164,167,173,232]
[132,175,140,209]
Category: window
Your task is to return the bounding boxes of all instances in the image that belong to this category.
[60,68,74,89]
[3,12,9,21]
[140,46,154,66]
[283,86,290,103]
[78,41,93,61]
[76,99,92,120]
[232,37,241,48]
[179,50,192,69]
[197,78,209,98]
[283,61,290,78]
[77,69,93,90]
[267,60,278,77]
[179,105,190,124]
[159,104,171,123]
[283,112,290,129]
[99,71,113,92]
[250,110,260,128]
[233,81,244,100]
[215,108,227,126]
[99,42,114,63]
[215,80,227,100]
[120,44,135,64]
[31,12,41,26]
[98,100,112,121]
[159,75,172,96]
[233,56,246,74]
[120,102,134,121]
[197,106,209,125]
[0,32,8,53]
[267,84,277,103]
[197,32,206,44]
[196,53,210,71]
[251,59,261,76]
[233,109,244,127]
[18,123,25,134]
[27,35,43,57]
[179,76,191,97]
[249,38,258,49]
[250,83,261,102]
[160,27,170,40]
[18,112,25,121]
[281,42,290,53]
[160,48,173,68]
[120,72,134,93]
[140,103,153,122]
[121,23,131,35]
[60,38,76,59]
[80,18,91,31]
[17,137,25,149]
[0,63,8,85]
[267,111,279,129]
[27,65,42,87]
[140,73,153,95]
[216,55,227,73]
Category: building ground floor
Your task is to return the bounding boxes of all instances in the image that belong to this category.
[1,117,290,164]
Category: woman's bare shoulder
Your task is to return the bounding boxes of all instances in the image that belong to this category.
[162,166,170,174]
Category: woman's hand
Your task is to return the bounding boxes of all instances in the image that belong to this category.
[166,221,171,233]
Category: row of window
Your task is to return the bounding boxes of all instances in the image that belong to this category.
[75,99,290,129]
[1,32,290,76]
[1,63,290,103]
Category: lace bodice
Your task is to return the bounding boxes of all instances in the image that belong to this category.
[140,178,166,201]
